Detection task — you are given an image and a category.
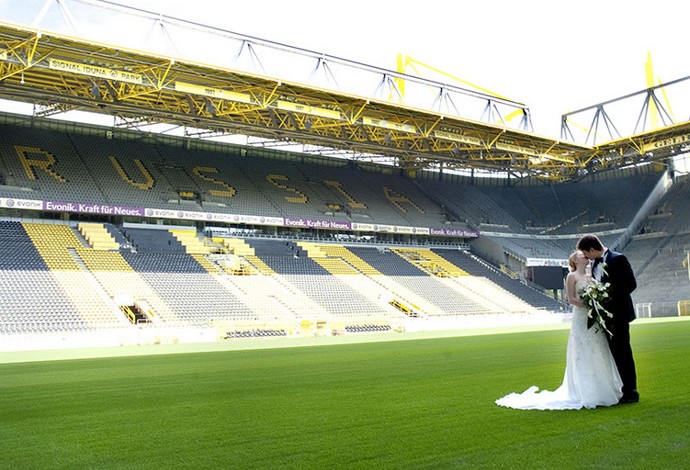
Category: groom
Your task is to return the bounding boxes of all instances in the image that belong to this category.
[576,234,639,404]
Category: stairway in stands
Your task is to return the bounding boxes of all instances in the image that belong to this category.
[390,248,468,277]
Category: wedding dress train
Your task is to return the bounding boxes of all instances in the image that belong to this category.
[496,281,623,410]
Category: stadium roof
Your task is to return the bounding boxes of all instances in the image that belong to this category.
[1,2,689,181]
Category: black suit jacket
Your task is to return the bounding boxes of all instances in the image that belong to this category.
[600,250,637,323]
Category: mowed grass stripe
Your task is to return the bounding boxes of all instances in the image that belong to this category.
[1,320,688,469]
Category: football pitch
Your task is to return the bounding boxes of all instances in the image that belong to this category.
[1,318,688,469]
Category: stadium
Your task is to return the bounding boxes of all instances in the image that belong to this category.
[1,1,689,468]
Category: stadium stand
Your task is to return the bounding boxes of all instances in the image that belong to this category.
[123,227,187,253]
[1,118,688,347]
[627,173,690,316]
[431,249,563,311]
[0,221,127,334]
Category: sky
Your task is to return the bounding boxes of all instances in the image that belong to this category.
[2,0,690,140]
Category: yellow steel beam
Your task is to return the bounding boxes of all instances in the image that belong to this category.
[395,53,512,101]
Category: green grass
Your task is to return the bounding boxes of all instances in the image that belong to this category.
[1,320,689,469]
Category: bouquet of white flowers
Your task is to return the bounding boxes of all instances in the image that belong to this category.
[578,279,614,338]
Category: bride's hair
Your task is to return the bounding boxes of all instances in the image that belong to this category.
[568,251,579,272]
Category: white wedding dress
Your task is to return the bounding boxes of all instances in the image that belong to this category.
[496,280,623,410]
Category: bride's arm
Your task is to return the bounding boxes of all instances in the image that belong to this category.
[565,274,584,307]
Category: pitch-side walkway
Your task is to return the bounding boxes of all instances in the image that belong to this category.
[1,316,686,365]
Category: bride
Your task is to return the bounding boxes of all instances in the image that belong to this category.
[496,250,623,410]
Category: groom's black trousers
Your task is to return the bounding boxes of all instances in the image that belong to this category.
[608,320,637,394]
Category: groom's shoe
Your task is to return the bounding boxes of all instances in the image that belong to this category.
[619,390,640,404]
